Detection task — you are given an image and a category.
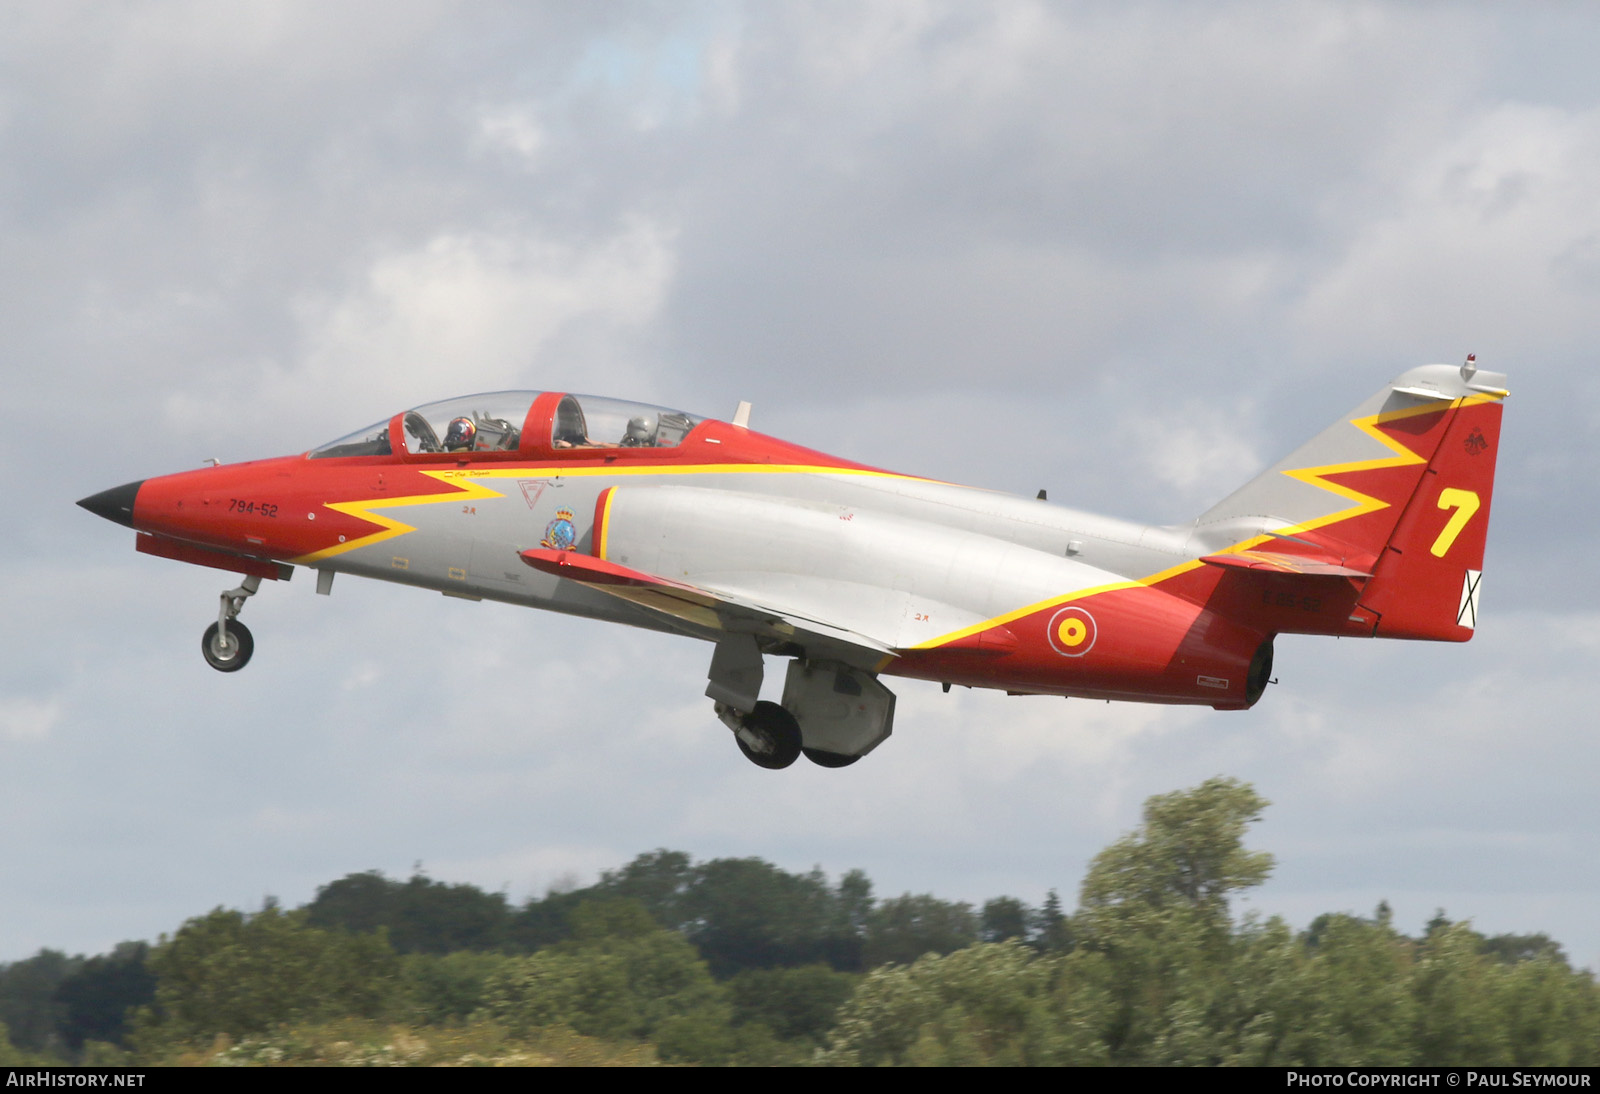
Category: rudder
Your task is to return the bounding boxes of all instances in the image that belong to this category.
[1191,360,1509,641]
[1354,381,1506,640]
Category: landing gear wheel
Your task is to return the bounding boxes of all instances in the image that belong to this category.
[803,747,860,768]
[202,620,254,672]
[736,701,802,770]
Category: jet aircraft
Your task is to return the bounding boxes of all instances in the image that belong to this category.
[79,360,1507,770]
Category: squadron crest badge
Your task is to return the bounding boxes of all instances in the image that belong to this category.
[540,508,578,550]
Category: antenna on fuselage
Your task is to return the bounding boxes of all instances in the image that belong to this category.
[731,401,752,429]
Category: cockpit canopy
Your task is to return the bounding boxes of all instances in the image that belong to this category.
[308,391,706,460]
[398,392,534,455]
[549,394,700,451]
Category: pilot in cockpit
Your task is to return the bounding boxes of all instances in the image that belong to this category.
[620,416,657,447]
[443,417,477,452]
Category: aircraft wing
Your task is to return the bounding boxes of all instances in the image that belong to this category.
[519,548,899,660]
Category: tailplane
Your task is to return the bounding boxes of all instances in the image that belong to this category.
[1192,360,1508,641]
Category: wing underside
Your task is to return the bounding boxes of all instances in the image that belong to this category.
[519,547,898,663]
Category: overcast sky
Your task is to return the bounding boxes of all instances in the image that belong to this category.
[4,1,1598,972]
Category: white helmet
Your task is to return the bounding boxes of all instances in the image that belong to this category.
[623,416,655,446]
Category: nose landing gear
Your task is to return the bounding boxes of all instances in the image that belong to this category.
[202,575,261,672]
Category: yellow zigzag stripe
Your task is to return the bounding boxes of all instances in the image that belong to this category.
[287,463,923,566]
[913,394,1499,651]
[290,396,1496,649]
[1214,395,1497,559]
[289,471,507,564]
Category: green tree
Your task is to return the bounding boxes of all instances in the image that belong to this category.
[401,950,517,1026]
[0,950,77,1057]
[508,885,591,952]
[1494,951,1600,1065]
[1074,777,1274,1063]
[831,869,874,970]
[130,905,400,1049]
[1079,777,1272,924]
[1033,889,1073,952]
[54,941,154,1051]
[822,942,1111,1066]
[0,1020,42,1065]
[306,870,510,954]
[592,850,696,930]
[726,965,857,1045]
[863,894,978,968]
[681,858,841,977]
[1480,931,1567,965]
[1412,920,1513,1065]
[1222,913,1417,1066]
[477,898,728,1061]
[591,852,873,976]
[304,870,391,935]
[980,897,1032,944]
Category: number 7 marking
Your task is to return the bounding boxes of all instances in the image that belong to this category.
[1430,488,1480,558]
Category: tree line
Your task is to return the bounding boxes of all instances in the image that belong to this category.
[2,778,1595,1065]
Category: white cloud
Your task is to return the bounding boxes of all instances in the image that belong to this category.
[302,218,674,392]
[0,697,62,741]
[151,217,678,449]
[1124,401,1263,501]
[475,106,546,165]
[1294,103,1600,360]
[11,2,1600,975]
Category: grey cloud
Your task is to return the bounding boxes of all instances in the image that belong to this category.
[5,3,1598,975]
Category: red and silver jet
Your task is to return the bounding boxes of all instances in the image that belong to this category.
[80,360,1507,770]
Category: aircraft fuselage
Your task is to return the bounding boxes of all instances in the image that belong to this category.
[80,368,1507,769]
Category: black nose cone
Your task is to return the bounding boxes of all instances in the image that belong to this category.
[78,480,143,528]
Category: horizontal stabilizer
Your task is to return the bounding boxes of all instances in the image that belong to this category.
[1200,550,1372,578]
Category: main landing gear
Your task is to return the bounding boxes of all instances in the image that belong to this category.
[706,637,894,771]
[707,635,802,770]
[716,700,802,770]
[202,575,260,672]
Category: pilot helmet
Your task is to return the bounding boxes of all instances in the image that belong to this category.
[623,415,655,446]
[444,417,477,451]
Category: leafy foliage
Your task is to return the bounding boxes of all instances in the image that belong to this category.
[475,898,732,1063]
[0,950,76,1057]
[307,870,512,954]
[862,894,979,968]
[726,965,858,1044]
[822,942,1112,1066]
[129,905,400,1050]
[7,777,1598,1066]
[54,941,154,1052]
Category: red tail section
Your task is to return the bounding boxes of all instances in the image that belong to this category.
[1355,395,1504,640]
[1189,363,1508,642]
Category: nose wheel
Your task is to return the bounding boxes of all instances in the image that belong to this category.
[202,620,254,672]
[203,575,261,672]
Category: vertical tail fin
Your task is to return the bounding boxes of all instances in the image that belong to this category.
[1193,362,1508,641]
[1355,377,1505,640]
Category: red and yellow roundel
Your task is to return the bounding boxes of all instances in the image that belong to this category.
[1047,606,1097,657]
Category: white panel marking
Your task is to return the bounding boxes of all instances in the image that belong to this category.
[1457,569,1482,628]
